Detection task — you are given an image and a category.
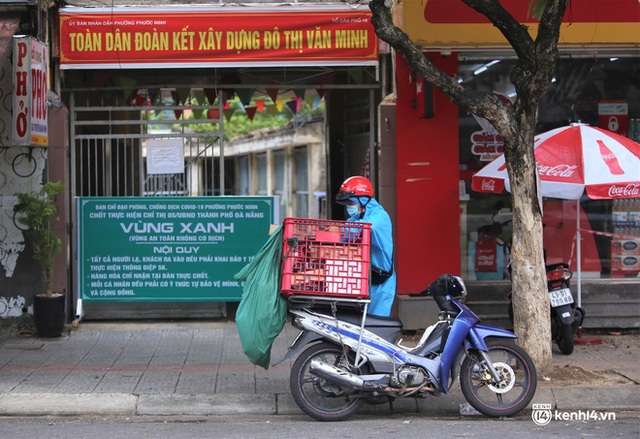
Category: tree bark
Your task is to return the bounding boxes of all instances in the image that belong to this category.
[369,0,569,373]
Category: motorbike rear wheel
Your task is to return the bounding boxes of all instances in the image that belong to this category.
[290,342,365,421]
[460,338,537,418]
[556,322,575,355]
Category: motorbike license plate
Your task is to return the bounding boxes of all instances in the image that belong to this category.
[549,288,574,307]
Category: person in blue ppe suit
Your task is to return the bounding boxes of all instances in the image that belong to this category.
[335,176,396,317]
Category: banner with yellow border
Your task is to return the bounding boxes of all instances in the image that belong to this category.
[59,6,378,69]
[399,0,640,48]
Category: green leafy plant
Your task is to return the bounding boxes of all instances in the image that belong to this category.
[14,181,66,294]
[527,0,547,20]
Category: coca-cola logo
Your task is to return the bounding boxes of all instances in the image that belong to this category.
[481,179,496,192]
[608,184,640,197]
[597,140,624,175]
[537,164,578,178]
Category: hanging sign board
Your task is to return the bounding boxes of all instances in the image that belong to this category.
[598,101,629,137]
[12,36,48,146]
[78,196,277,302]
[401,0,640,47]
[58,6,378,69]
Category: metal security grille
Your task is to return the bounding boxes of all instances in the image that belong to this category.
[69,89,226,198]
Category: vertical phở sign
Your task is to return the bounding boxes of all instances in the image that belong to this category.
[13,36,49,146]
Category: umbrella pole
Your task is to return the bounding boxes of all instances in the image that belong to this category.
[574,199,602,345]
[577,199,582,309]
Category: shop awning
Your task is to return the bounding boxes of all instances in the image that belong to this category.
[0,13,21,60]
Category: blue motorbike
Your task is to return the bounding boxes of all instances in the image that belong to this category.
[283,274,537,421]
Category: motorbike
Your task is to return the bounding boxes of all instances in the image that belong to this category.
[282,274,537,422]
[508,262,584,355]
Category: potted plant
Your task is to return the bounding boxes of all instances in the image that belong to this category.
[14,181,67,337]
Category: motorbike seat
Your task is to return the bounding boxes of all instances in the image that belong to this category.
[307,305,403,328]
[361,313,403,328]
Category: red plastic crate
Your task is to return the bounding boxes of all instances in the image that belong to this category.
[281,218,371,300]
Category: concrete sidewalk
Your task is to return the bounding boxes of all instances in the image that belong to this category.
[0,320,638,417]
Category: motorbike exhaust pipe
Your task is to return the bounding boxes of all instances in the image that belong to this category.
[309,359,368,389]
[309,359,434,394]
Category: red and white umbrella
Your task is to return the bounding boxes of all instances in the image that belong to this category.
[471,123,640,307]
[472,123,640,200]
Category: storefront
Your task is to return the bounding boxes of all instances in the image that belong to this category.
[0,2,64,322]
[57,4,382,203]
[459,56,640,281]
[54,4,386,319]
[392,0,639,327]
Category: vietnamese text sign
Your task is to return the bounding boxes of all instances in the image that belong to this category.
[59,6,378,69]
[13,36,48,146]
[78,196,277,302]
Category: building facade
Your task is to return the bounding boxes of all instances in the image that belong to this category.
[1,0,638,327]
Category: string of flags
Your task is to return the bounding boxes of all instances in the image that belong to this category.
[126,85,326,122]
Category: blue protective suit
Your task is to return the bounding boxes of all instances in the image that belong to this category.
[346,196,396,316]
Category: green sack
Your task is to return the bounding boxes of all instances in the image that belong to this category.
[234,225,287,369]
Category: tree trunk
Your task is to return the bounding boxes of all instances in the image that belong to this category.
[504,121,553,373]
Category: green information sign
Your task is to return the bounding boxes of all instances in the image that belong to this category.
[78,196,277,302]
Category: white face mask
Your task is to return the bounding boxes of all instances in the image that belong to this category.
[346,205,360,217]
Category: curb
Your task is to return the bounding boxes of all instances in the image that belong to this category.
[0,392,465,417]
[138,394,279,416]
[0,393,138,416]
[552,387,640,411]
[1,386,636,417]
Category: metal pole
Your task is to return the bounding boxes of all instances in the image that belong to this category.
[219,93,225,195]
[576,199,582,308]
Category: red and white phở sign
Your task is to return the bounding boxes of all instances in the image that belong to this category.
[13,36,48,146]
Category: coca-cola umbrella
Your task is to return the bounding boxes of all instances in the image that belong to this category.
[471,123,640,309]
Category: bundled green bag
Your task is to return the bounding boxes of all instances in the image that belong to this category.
[234,225,287,369]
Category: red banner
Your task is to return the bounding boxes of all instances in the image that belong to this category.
[59,6,378,69]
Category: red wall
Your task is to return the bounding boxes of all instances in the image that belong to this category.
[395,53,460,294]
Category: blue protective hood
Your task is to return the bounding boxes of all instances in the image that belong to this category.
[346,195,395,316]
[349,196,374,206]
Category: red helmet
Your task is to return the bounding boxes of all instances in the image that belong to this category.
[336,176,373,204]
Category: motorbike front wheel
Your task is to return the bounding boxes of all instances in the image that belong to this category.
[460,338,537,418]
[290,342,365,422]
